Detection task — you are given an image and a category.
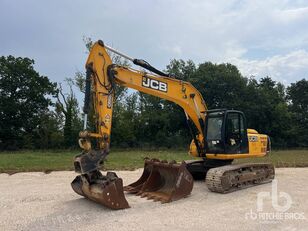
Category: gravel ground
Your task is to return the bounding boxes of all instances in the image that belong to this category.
[0,168,307,231]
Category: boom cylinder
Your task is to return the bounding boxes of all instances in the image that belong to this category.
[103,42,169,77]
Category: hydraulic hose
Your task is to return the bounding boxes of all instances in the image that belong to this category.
[84,66,92,115]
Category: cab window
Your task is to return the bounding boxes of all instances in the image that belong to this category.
[207,116,223,140]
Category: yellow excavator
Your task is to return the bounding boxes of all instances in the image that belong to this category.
[71,40,275,209]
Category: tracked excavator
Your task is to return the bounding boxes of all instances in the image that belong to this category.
[71,40,275,209]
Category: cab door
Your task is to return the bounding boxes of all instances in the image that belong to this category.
[224,112,248,154]
[204,111,225,154]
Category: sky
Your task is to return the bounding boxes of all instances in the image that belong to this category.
[1,0,308,91]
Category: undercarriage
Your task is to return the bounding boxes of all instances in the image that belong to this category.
[186,159,275,193]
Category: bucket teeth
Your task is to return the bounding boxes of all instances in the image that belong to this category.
[123,158,157,193]
[124,158,194,204]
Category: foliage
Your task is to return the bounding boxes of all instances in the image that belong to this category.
[0,56,57,150]
[287,79,308,147]
[55,79,82,148]
[0,51,307,150]
[191,62,247,109]
[244,77,292,147]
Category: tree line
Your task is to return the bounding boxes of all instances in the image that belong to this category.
[0,55,307,150]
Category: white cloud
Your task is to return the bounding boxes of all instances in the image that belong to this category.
[0,0,307,86]
[229,50,308,84]
[274,6,308,23]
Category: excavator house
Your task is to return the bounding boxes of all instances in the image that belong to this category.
[71,40,275,209]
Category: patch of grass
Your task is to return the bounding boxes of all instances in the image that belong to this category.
[105,150,189,170]
[234,149,308,167]
[0,149,307,173]
[0,150,75,174]
[0,149,189,173]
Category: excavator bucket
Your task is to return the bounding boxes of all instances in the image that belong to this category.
[125,159,194,203]
[123,158,157,193]
[71,171,130,210]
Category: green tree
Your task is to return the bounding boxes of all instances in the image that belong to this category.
[164,59,198,147]
[247,77,291,147]
[137,93,167,147]
[33,111,64,149]
[56,80,82,148]
[287,79,308,147]
[111,93,139,147]
[166,59,196,81]
[191,62,247,109]
[0,56,57,149]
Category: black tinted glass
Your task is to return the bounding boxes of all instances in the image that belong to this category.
[207,116,223,140]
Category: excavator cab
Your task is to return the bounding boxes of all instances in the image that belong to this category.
[205,109,249,154]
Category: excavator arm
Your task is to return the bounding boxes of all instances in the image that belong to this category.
[79,40,207,159]
[74,40,209,176]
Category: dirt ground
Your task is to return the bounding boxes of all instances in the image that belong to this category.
[0,168,307,231]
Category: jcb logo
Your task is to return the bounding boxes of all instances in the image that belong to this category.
[142,77,167,92]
